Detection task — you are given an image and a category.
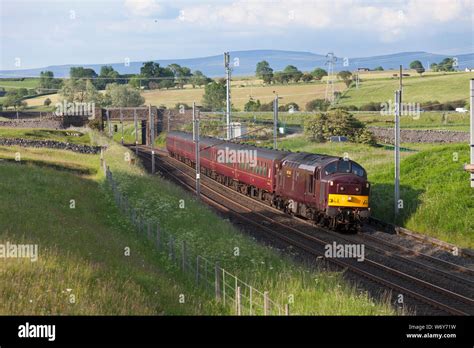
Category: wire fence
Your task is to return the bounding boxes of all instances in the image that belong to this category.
[102,157,289,316]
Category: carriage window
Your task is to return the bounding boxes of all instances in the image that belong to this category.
[307,175,314,194]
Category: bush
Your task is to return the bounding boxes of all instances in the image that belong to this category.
[305,99,330,112]
[304,109,376,145]
[359,102,382,111]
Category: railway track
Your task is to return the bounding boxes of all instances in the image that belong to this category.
[131,145,474,315]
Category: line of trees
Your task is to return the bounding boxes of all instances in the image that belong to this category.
[255,60,329,85]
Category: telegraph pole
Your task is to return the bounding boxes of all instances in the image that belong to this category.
[394,90,401,219]
[325,52,337,103]
[193,102,201,199]
[469,79,474,187]
[273,92,279,149]
[224,52,232,140]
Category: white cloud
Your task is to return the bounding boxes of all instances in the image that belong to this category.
[173,0,471,41]
[124,0,164,17]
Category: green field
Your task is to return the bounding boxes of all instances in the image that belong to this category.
[338,72,474,107]
[0,78,40,90]
[0,145,219,315]
[272,136,474,248]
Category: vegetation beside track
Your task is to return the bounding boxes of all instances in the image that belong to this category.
[0,145,221,315]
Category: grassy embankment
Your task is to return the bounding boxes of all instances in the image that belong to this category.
[0,130,221,315]
[272,136,474,248]
[0,128,396,315]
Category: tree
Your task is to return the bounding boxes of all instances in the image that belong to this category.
[96,65,121,90]
[273,71,290,84]
[202,80,226,111]
[255,61,274,84]
[311,68,328,80]
[374,66,384,71]
[337,70,353,87]
[304,109,375,144]
[430,63,439,72]
[305,99,330,112]
[244,98,261,111]
[438,58,456,72]
[189,71,210,88]
[129,74,145,89]
[283,65,303,83]
[168,64,192,88]
[103,83,145,107]
[409,60,425,76]
[59,79,102,104]
[39,71,55,89]
[3,91,27,110]
[301,73,313,83]
[158,67,175,89]
[70,67,98,80]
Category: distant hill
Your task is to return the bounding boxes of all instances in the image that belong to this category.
[0,50,472,78]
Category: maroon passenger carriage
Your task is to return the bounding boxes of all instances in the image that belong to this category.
[166,131,370,230]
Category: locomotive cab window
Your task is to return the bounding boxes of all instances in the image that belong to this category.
[323,160,366,177]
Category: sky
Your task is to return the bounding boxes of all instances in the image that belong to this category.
[0,0,473,70]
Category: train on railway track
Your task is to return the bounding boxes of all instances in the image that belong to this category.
[166,131,371,231]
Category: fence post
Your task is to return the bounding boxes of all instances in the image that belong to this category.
[249,286,253,315]
[236,286,241,316]
[285,303,290,316]
[264,291,269,316]
[182,240,187,271]
[215,262,222,301]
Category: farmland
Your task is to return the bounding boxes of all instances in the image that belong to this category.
[339,71,474,107]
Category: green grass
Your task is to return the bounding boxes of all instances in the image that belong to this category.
[97,133,395,315]
[274,136,474,248]
[339,72,474,107]
[0,78,40,90]
[356,112,470,132]
[0,128,91,145]
[0,145,220,315]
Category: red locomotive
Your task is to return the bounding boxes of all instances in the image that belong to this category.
[166,131,370,230]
